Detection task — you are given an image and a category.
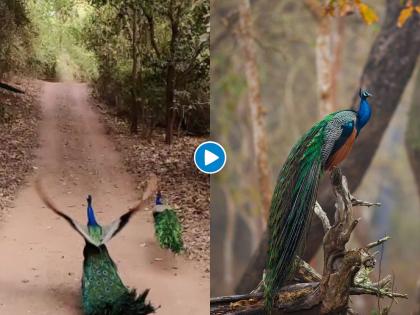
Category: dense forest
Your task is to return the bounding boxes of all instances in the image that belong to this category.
[0,0,210,143]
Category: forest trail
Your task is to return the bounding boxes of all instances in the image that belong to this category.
[0,82,209,315]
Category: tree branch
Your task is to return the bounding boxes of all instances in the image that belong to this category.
[139,3,161,58]
[211,168,406,315]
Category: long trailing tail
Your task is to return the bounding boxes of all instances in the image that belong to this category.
[153,208,183,253]
[88,289,155,315]
[264,121,327,310]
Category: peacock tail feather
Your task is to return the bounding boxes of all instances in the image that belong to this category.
[82,243,154,315]
[153,208,183,253]
[264,115,334,310]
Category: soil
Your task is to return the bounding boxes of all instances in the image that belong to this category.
[98,103,210,270]
[0,82,209,315]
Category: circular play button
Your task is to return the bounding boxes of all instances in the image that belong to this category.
[194,141,227,174]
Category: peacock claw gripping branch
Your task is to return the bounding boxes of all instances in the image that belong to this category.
[35,175,158,315]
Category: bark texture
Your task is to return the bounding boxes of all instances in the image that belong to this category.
[238,0,271,222]
[406,64,420,196]
[165,1,179,145]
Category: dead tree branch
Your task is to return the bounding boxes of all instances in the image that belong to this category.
[211,168,406,315]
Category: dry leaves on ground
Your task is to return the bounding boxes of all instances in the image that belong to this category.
[0,79,40,215]
[98,109,210,272]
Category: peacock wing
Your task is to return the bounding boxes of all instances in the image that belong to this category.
[100,174,158,245]
[35,179,101,246]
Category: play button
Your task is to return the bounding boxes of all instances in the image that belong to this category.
[204,150,219,166]
[194,141,226,174]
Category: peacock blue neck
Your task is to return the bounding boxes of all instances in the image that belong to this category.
[356,98,371,132]
[87,195,98,226]
[155,192,163,205]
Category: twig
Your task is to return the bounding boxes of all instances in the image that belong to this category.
[314,201,331,232]
[350,286,407,299]
[366,236,391,249]
[351,196,381,207]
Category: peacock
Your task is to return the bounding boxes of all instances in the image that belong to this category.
[0,82,24,93]
[153,191,183,253]
[264,89,372,310]
[35,175,157,315]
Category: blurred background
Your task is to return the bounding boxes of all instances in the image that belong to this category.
[211,0,420,314]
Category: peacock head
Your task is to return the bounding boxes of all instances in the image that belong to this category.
[359,89,372,100]
[87,195,99,226]
[155,191,163,205]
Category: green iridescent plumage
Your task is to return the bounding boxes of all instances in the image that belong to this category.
[265,117,331,309]
[35,183,156,315]
[265,90,373,311]
[153,208,183,253]
[82,243,154,315]
[153,192,183,253]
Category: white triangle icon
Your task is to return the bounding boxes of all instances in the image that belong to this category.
[204,150,219,166]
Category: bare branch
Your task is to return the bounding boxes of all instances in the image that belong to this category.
[351,196,381,207]
[211,168,406,315]
[138,3,161,58]
[366,236,391,249]
[314,201,331,232]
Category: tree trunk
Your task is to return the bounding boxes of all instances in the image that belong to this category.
[165,62,176,144]
[316,16,335,117]
[130,9,139,134]
[238,0,271,223]
[329,16,345,112]
[307,1,345,118]
[165,5,179,145]
[406,63,420,196]
[235,0,420,294]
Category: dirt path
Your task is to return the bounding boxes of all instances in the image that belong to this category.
[0,82,209,315]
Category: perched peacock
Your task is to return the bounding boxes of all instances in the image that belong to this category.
[265,89,372,310]
[35,176,157,315]
[0,82,24,94]
[153,191,183,253]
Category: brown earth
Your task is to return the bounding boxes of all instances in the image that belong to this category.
[98,104,210,269]
[0,82,209,315]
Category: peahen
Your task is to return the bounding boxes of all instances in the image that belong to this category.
[153,191,183,253]
[0,82,24,94]
[35,176,157,315]
[265,89,372,309]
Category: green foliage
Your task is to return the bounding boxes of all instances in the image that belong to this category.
[26,0,98,80]
[154,209,183,253]
[1,0,209,134]
[84,0,210,134]
[0,0,32,75]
